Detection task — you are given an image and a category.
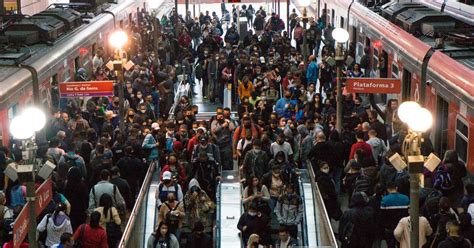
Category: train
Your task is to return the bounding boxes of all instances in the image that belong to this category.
[0,0,145,147]
[312,0,474,171]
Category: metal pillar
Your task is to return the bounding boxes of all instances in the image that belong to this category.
[409,172,421,248]
[185,0,189,19]
[26,181,37,248]
[174,0,178,37]
[286,0,290,34]
[335,43,344,132]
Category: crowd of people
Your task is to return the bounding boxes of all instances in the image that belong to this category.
[0,1,473,248]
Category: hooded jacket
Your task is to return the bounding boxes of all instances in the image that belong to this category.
[275,193,303,225]
[37,212,73,247]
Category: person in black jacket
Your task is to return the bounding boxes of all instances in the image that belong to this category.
[186,222,212,248]
[459,213,474,244]
[309,132,335,174]
[339,192,376,248]
[109,166,133,212]
[116,146,144,200]
[438,220,473,248]
[315,161,341,220]
[237,202,271,245]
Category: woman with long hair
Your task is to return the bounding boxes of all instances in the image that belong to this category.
[73,211,108,248]
[95,193,122,248]
[242,176,270,215]
[37,203,73,247]
[147,222,179,248]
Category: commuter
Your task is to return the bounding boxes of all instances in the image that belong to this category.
[88,169,126,213]
[394,208,433,248]
[157,192,185,240]
[459,213,474,244]
[160,153,187,189]
[109,166,133,213]
[73,211,108,248]
[247,233,261,248]
[349,131,373,160]
[380,181,410,248]
[366,129,387,166]
[438,220,473,248]
[116,146,143,201]
[63,167,88,230]
[147,222,179,248]
[57,143,86,187]
[155,171,184,208]
[261,163,286,212]
[241,138,269,182]
[184,181,215,228]
[237,202,271,246]
[37,203,73,247]
[243,176,270,214]
[339,192,376,248]
[190,151,219,198]
[274,227,298,248]
[191,135,221,164]
[51,233,73,248]
[186,221,212,248]
[270,133,293,161]
[428,197,459,247]
[315,161,342,220]
[274,184,303,239]
[94,194,122,248]
[211,110,236,170]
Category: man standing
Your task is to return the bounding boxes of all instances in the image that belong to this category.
[275,184,303,239]
[211,111,235,170]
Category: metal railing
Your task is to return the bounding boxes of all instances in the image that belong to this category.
[118,160,157,247]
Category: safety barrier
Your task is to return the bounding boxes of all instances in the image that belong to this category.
[118,160,157,247]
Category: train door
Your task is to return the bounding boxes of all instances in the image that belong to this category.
[379,50,388,78]
[434,96,449,157]
[74,57,80,72]
[402,69,411,101]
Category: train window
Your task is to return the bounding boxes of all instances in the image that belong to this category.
[435,96,449,157]
[119,20,124,29]
[340,17,344,28]
[74,57,80,72]
[455,117,468,163]
[331,9,335,26]
[392,63,399,78]
[402,69,411,101]
[92,43,96,56]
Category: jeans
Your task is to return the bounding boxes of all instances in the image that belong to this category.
[269,196,278,213]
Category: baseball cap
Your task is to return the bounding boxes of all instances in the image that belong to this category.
[197,127,206,133]
[163,171,172,180]
[151,122,160,130]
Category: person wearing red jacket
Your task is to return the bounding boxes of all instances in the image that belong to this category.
[160,153,187,189]
[349,131,373,160]
[73,211,108,248]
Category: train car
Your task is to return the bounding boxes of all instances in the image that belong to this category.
[317,0,474,171]
[0,0,144,146]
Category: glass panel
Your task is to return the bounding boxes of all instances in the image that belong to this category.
[455,134,468,163]
[457,119,468,137]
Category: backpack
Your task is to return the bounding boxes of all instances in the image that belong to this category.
[195,63,204,80]
[158,183,179,204]
[164,202,180,229]
[433,165,453,191]
[10,185,26,209]
[352,175,373,196]
[64,156,79,173]
[341,213,355,247]
[426,189,443,217]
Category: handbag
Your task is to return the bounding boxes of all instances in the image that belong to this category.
[74,224,86,248]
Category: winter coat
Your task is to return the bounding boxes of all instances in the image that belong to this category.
[438,236,472,248]
[380,193,410,231]
[274,193,303,225]
[142,133,159,161]
[316,171,340,220]
[339,205,376,248]
[73,224,108,248]
[37,212,73,247]
[146,233,179,248]
[237,212,271,243]
[393,216,432,248]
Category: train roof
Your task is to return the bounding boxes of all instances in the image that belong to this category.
[337,0,474,99]
[0,0,137,103]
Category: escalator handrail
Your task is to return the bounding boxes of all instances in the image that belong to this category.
[306,160,339,247]
[214,181,222,248]
[298,175,310,246]
[119,160,157,247]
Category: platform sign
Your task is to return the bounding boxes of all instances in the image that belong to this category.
[13,179,53,248]
[346,78,401,94]
[59,81,114,98]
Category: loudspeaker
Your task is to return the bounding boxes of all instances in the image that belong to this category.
[38,161,56,179]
